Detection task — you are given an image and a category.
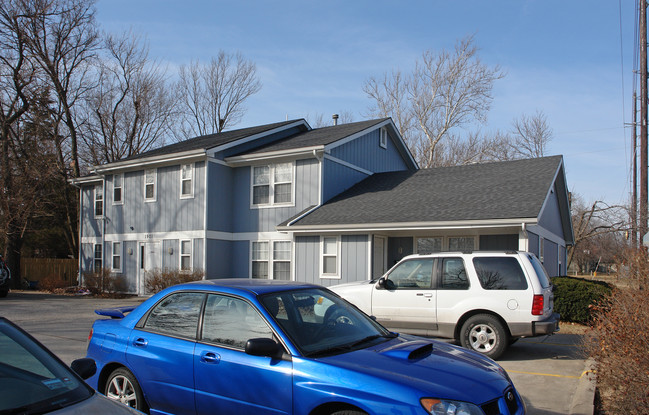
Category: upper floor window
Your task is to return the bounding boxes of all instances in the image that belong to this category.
[251,162,293,207]
[113,174,123,205]
[380,127,388,149]
[180,164,193,198]
[94,184,103,218]
[144,169,156,202]
[320,236,340,279]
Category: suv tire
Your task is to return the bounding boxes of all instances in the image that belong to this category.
[460,314,508,360]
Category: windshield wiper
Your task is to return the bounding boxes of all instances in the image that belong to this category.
[306,333,398,358]
[350,333,397,348]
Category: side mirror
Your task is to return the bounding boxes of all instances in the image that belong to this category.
[377,277,396,290]
[245,338,281,358]
[70,358,97,380]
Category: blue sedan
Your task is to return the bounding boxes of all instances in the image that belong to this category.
[85,279,525,415]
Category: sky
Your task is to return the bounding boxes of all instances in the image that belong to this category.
[94,0,636,206]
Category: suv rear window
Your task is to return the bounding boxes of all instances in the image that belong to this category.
[473,257,528,290]
[527,254,551,288]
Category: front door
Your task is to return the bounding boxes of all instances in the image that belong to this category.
[387,237,413,268]
[138,241,161,295]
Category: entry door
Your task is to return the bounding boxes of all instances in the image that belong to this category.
[373,236,387,279]
[138,241,161,295]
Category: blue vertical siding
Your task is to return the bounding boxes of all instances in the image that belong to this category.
[206,239,234,278]
[538,184,564,239]
[81,186,102,238]
[322,160,369,203]
[329,128,410,173]
[207,162,234,232]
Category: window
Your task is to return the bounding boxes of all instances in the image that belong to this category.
[252,241,269,279]
[251,163,293,206]
[180,240,192,271]
[473,257,528,290]
[112,242,122,272]
[180,164,193,198]
[113,174,123,204]
[273,241,291,280]
[251,241,292,280]
[386,258,433,289]
[94,244,102,273]
[144,169,156,201]
[144,292,205,339]
[417,237,442,254]
[94,184,103,218]
[439,258,469,290]
[380,127,388,148]
[448,237,475,251]
[201,294,273,349]
[320,236,339,278]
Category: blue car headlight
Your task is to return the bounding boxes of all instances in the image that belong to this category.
[420,398,483,415]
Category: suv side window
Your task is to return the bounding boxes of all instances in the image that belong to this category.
[144,292,205,339]
[439,258,469,290]
[387,259,433,289]
[473,257,529,290]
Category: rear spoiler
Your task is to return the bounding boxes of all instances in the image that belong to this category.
[95,306,137,319]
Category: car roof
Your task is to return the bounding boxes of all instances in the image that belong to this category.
[177,278,321,296]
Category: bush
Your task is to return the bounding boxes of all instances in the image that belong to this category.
[144,268,204,294]
[584,248,649,413]
[38,276,69,292]
[83,268,127,295]
[551,276,611,324]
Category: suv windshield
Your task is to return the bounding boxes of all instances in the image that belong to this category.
[527,254,551,288]
[260,288,393,357]
[0,319,92,413]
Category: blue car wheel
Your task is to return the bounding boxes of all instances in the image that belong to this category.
[105,367,147,413]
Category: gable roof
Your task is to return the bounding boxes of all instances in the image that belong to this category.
[282,156,571,239]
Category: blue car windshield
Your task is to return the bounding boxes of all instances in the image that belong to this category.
[260,288,393,357]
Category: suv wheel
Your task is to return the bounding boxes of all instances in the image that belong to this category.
[460,314,508,359]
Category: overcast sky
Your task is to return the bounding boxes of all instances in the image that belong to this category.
[95,0,636,205]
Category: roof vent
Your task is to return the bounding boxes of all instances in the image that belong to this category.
[332,114,339,126]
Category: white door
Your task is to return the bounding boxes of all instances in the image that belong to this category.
[372,236,387,279]
[138,241,161,295]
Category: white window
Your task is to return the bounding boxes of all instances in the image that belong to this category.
[112,242,122,272]
[180,240,192,271]
[94,184,103,218]
[273,241,291,280]
[251,163,294,206]
[251,241,269,279]
[448,237,475,252]
[144,169,156,201]
[94,244,102,273]
[113,174,123,204]
[320,236,340,278]
[180,164,193,198]
[417,237,442,254]
[380,127,388,149]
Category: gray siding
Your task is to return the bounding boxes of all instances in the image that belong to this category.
[544,238,559,277]
[231,159,320,232]
[81,186,102,238]
[528,232,540,257]
[329,128,410,173]
[105,162,206,235]
[295,236,319,284]
[207,162,234,232]
[340,235,370,283]
[322,160,370,203]
[538,184,564,239]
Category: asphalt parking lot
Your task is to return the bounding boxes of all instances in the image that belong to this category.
[0,291,595,415]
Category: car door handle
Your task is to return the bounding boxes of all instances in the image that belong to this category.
[416,293,433,298]
[200,351,221,364]
[133,338,148,347]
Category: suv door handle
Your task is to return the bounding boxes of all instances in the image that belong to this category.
[417,293,433,298]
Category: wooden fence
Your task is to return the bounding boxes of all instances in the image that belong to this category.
[20,258,78,285]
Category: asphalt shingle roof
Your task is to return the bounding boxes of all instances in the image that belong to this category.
[289,155,563,227]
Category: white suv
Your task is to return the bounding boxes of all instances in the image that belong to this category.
[330,250,559,359]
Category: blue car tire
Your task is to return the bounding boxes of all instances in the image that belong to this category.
[105,367,147,413]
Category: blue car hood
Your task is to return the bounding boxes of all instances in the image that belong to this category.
[319,335,510,403]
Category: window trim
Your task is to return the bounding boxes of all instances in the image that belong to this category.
[113,173,123,205]
[180,163,194,199]
[250,162,295,208]
[112,241,122,273]
[144,168,157,202]
[320,236,341,279]
[93,244,102,273]
[180,239,192,272]
[249,240,293,280]
[379,127,388,149]
[251,240,270,279]
[94,184,104,218]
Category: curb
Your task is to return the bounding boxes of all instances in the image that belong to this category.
[569,358,597,415]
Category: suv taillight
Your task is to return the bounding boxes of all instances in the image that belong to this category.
[532,295,544,315]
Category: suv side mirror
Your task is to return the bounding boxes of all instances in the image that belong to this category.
[377,277,396,290]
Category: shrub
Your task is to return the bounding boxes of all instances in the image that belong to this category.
[38,276,69,292]
[83,268,127,295]
[584,248,649,413]
[551,276,611,324]
[144,268,204,294]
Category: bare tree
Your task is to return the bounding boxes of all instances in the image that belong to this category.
[510,110,553,158]
[175,51,261,139]
[430,130,515,167]
[80,31,177,165]
[308,110,355,128]
[364,35,504,168]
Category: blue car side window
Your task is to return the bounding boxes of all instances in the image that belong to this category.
[201,295,273,349]
[144,292,204,339]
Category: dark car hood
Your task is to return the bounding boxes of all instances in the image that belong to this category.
[320,335,511,403]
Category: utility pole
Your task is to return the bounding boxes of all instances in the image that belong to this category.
[640,0,648,245]
[633,92,638,248]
